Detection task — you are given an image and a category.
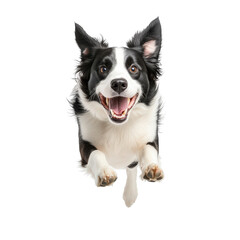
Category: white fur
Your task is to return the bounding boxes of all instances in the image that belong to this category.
[123,167,138,207]
[77,95,159,169]
[140,144,160,170]
[87,150,117,186]
[77,83,108,121]
[96,48,142,99]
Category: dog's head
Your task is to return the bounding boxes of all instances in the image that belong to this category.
[75,18,161,124]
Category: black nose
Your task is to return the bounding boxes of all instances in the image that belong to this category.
[111,78,128,94]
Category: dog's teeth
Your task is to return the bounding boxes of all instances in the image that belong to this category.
[106,98,109,106]
[128,98,130,105]
[110,108,128,119]
[110,109,114,116]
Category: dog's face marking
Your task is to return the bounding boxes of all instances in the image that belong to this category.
[94,47,148,123]
[96,48,143,99]
[74,18,161,124]
[96,47,150,97]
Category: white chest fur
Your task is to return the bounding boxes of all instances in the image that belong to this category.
[78,99,158,169]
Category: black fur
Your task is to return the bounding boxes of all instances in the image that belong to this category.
[71,95,86,115]
[127,17,162,82]
[147,98,163,152]
[79,139,97,166]
[75,23,108,55]
[128,161,138,168]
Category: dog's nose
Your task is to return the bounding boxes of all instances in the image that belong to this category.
[111,78,128,94]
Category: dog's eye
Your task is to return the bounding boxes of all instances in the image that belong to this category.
[129,65,138,74]
[100,66,107,74]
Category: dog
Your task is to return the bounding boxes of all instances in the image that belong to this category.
[71,18,164,207]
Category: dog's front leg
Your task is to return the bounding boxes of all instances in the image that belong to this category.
[87,150,117,187]
[140,144,164,182]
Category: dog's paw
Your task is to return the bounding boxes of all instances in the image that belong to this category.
[97,167,117,187]
[142,163,164,182]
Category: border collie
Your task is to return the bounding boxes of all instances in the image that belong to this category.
[71,18,164,207]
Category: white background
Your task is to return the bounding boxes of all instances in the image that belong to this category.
[0,0,240,239]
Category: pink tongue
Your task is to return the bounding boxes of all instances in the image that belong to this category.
[109,97,128,115]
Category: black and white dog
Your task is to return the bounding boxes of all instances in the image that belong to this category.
[71,18,164,207]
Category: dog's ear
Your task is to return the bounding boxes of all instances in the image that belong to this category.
[75,23,107,55]
[127,18,161,59]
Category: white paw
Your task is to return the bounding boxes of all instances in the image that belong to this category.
[96,166,117,187]
[123,185,138,207]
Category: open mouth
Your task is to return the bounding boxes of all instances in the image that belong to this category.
[99,93,138,123]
